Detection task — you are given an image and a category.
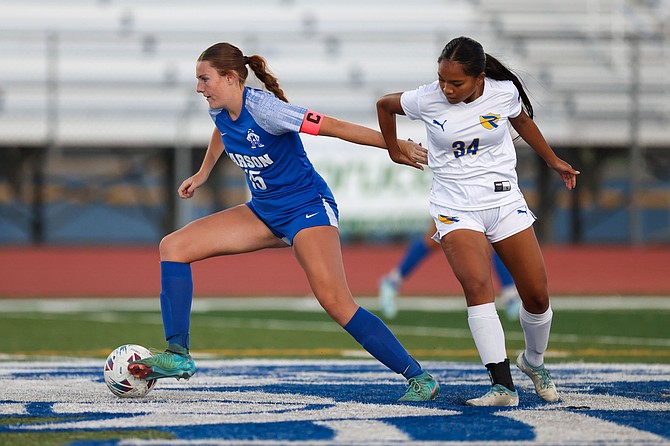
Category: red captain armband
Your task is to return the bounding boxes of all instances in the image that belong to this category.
[300,110,324,135]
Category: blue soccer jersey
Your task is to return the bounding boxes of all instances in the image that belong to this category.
[208,87,337,242]
[208,87,333,214]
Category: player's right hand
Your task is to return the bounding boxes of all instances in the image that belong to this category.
[178,172,207,199]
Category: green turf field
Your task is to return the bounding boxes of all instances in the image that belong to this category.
[2,297,669,363]
[1,297,670,445]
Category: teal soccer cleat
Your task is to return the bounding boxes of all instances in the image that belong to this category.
[398,371,440,402]
[128,349,196,381]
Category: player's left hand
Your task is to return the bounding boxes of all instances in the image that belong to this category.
[395,139,428,170]
[549,158,580,190]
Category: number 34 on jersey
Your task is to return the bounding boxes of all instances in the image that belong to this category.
[452,138,480,158]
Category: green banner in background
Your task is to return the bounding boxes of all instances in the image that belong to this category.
[304,134,432,239]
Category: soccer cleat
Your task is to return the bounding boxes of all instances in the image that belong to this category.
[128,349,196,381]
[516,352,559,402]
[465,384,519,406]
[398,371,440,402]
[378,273,400,319]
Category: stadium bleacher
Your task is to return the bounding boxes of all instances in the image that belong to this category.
[0,0,666,147]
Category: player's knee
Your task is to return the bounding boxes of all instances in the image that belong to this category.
[159,232,186,262]
[460,277,493,300]
[519,290,550,313]
[316,292,356,326]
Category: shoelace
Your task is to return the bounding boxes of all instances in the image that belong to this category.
[535,367,554,389]
[524,355,555,389]
[488,384,513,396]
[406,377,424,394]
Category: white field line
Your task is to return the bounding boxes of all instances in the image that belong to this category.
[1,296,670,313]
[4,311,670,348]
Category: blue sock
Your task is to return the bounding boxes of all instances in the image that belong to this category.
[344,307,422,378]
[398,236,432,278]
[492,253,514,288]
[159,261,193,350]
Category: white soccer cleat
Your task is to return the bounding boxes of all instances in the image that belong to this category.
[516,352,559,402]
[465,384,519,407]
[378,274,400,319]
[501,285,521,321]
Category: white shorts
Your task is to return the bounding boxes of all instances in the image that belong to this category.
[430,197,536,244]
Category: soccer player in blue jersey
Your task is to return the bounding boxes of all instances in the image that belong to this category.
[377,37,579,406]
[379,223,521,320]
[128,42,439,402]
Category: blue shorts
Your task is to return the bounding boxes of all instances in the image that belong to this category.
[246,195,339,246]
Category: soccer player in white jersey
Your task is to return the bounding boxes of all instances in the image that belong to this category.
[377,36,580,406]
[378,223,521,321]
[128,42,439,402]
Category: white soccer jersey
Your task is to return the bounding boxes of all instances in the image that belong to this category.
[401,78,524,210]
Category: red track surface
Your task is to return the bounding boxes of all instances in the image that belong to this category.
[1,245,669,298]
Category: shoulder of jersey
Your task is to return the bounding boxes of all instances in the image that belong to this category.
[246,87,272,100]
[415,81,443,97]
[245,87,284,112]
[485,78,517,94]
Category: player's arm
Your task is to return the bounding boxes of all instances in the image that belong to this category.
[300,107,426,170]
[510,110,580,190]
[376,93,426,170]
[179,127,225,199]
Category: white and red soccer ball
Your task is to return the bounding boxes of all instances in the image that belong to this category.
[103,344,157,398]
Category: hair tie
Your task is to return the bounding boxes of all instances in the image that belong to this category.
[243,56,250,65]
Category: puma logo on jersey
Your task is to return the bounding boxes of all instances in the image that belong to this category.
[432,119,447,131]
[479,113,500,130]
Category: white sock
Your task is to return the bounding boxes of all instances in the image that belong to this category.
[520,305,553,367]
[467,302,507,365]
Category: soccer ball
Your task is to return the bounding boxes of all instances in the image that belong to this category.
[103,344,157,398]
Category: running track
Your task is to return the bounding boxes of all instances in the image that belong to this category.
[1,245,669,297]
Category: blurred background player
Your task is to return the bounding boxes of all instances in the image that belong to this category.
[379,224,521,321]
